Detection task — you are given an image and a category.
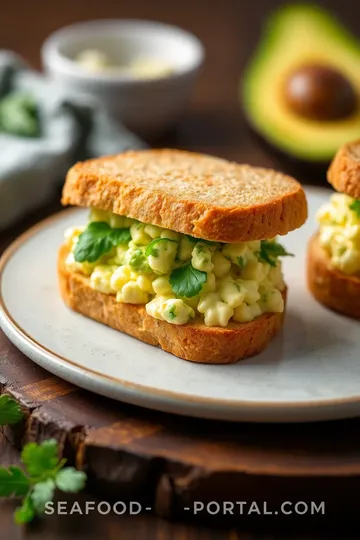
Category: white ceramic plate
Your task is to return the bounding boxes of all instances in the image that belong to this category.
[1,187,360,423]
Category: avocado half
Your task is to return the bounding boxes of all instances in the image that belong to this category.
[242,4,360,163]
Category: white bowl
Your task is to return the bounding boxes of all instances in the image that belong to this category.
[41,19,204,137]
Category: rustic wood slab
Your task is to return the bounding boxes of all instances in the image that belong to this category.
[1,328,360,534]
[1,433,249,540]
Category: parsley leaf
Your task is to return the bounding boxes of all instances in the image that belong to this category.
[0,395,23,426]
[350,199,360,218]
[0,438,87,525]
[169,264,207,298]
[31,478,55,513]
[21,439,59,477]
[0,466,30,497]
[145,237,177,257]
[55,467,87,492]
[257,240,294,267]
[74,222,131,263]
[14,495,35,525]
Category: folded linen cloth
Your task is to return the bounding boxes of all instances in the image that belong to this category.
[0,51,145,230]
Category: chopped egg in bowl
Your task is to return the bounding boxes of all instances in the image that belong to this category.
[41,20,204,136]
[75,49,173,79]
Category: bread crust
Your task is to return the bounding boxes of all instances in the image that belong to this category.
[328,140,360,199]
[61,149,307,243]
[58,244,286,364]
[307,234,360,319]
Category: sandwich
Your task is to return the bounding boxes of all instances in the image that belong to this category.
[307,140,360,318]
[58,149,307,363]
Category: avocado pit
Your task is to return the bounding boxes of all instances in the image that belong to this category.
[284,64,357,121]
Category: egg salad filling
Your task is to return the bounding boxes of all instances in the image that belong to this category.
[317,194,360,275]
[63,209,292,327]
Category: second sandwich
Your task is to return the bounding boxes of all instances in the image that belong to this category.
[308,140,360,318]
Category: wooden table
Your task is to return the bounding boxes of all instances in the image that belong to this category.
[2,1,360,538]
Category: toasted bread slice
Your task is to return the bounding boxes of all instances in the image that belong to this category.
[307,234,360,319]
[328,140,360,199]
[58,244,286,364]
[61,149,307,243]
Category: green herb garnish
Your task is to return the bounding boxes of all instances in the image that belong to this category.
[350,199,360,218]
[0,394,23,426]
[74,222,131,263]
[237,256,246,267]
[0,439,86,524]
[169,264,207,298]
[257,240,294,267]
[145,237,177,258]
[168,305,177,321]
[0,467,29,497]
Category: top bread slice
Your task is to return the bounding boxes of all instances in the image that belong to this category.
[62,149,307,243]
[328,140,360,199]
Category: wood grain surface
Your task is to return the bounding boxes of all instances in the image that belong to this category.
[1,0,360,538]
[0,434,256,540]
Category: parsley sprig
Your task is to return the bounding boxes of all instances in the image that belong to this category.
[169,264,207,298]
[0,394,86,524]
[0,439,86,524]
[257,240,294,267]
[74,222,131,263]
[350,199,360,218]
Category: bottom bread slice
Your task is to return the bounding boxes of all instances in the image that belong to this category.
[307,234,360,319]
[58,244,287,364]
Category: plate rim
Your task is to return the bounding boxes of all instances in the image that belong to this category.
[2,187,360,423]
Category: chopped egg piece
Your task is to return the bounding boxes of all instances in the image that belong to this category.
[317,193,360,275]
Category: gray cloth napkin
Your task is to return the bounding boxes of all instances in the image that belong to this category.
[0,51,145,230]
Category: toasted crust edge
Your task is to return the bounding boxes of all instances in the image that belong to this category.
[307,234,360,319]
[61,149,307,243]
[327,141,360,199]
[58,244,286,364]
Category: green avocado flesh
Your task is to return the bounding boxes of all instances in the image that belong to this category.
[242,4,360,161]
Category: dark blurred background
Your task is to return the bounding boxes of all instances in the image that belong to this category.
[2,0,359,167]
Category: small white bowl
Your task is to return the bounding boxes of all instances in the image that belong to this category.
[41,19,204,137]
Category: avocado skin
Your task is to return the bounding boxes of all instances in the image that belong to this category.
[242,4,360,164]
